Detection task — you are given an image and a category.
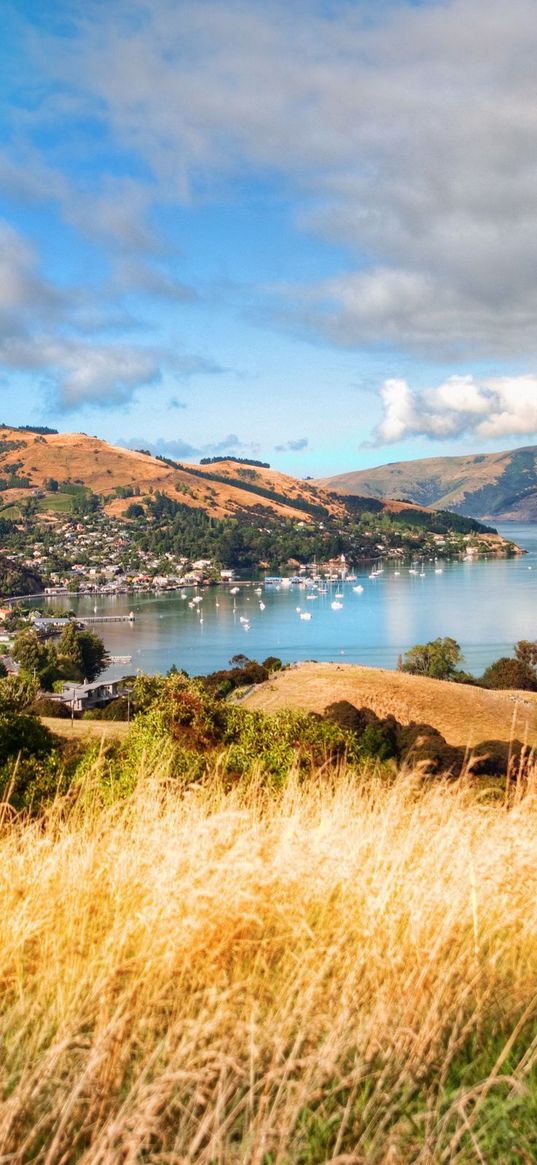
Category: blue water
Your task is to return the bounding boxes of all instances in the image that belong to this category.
[25,523,537,679]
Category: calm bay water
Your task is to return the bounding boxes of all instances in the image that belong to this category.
[26,523,537,679]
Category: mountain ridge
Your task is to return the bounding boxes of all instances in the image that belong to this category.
[318,444,537,521]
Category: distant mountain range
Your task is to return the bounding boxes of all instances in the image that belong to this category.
[319,445,537,521]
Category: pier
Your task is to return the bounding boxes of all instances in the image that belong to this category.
[79,614,135,624]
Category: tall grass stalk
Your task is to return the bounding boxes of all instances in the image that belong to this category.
[2,761,537,1162]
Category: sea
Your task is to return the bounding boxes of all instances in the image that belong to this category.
[22,523,537,681]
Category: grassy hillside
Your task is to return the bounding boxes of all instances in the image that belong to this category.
[243,661,537,747]
[319,445,537,520]
[3,760,537,1162]
[0,425,344,523]
[0,425,515,586]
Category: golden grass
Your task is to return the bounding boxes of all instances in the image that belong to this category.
[41,716,130,741]
[0,427,339,522]
[243,661,537,748]
[2,755,537,1162]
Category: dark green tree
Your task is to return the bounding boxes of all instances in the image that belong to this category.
[57,624,110,683]
[12,630,57,689]
[397,637,464,681]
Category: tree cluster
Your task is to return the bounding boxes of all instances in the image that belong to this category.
[398,637,537,690]
[13,624,110,690]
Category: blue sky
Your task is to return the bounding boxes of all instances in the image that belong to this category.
[1,0,537,475]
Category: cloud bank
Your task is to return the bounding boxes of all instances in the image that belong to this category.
[372,375,537,444]
[29,0,537,359]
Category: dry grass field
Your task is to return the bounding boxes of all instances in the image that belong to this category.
[2,757,537,1162]
[243,661,537,748]
[41,716,130,741]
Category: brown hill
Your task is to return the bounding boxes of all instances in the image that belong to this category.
[0,427,344,522]
[242,661,537,747]
[318,445,537,521]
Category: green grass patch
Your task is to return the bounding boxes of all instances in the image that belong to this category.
[37,493,76,514]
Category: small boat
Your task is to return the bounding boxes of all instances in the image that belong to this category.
[300,611,312,621]
[259,601,266,610]
[331,600,343,610]
[335,591,344,599]
[230,586,240,594]
[353,584,364,594]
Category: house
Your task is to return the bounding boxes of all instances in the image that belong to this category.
[0,655,19,675]
[54,678,126,713]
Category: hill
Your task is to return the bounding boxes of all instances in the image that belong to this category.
[319,445,537,520]
[242,661,537,747]
[0,426,518,591]
[0,425,344,523]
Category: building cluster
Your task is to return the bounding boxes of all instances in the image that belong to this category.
[4,513,226,596]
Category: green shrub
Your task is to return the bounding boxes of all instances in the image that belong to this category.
[0,712,55,764]
[31,696,72,718]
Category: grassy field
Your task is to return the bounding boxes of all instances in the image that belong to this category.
[37,492,75,514]
[243,661,537,748]
[2,757,537,1162]
[42,715,130,740]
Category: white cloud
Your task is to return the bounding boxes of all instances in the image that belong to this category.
[26,0,537,358]
[372,375,537,444]
[0,218,222,409]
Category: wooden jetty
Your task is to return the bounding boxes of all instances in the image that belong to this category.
[79,613,135,624]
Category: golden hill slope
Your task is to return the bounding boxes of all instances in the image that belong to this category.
[0,427,344,522]
[242,661,537,747]
[318,445,537,520]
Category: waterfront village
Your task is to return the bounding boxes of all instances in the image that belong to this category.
[1,508,508,601]
[0,504,518,717]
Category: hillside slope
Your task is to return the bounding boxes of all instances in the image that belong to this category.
[319,445,537,520]
[0,426,344,522]
[243,661,537,747]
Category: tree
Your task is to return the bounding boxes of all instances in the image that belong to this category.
[57,624,110,683]
[0,673,39,712]
[12,630,57,690]
[481,657,537,691]
[514,640,537,670]
[397,637,464,681]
